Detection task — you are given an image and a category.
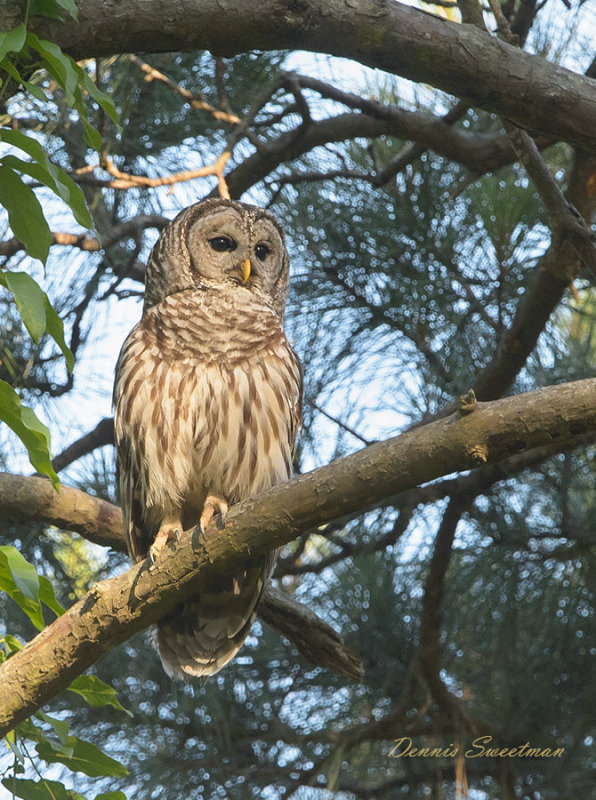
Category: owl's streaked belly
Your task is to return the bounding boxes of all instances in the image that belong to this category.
[114,290,301,532]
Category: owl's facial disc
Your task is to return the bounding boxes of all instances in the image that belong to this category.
[187,207,285,293]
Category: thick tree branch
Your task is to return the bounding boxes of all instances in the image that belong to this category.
[2,0,594,151]
[0,472,124,551]
[0,377,594,735]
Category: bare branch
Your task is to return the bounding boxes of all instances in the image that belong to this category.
[51,418,115,474]
[99,151,232,191]
[259,587,364,682]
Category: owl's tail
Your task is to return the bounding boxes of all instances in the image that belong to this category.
[151,552,276,680]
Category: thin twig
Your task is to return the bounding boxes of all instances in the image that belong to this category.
[99,150,232,195]
[129,55,241,125]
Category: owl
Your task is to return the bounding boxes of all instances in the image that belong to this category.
[113,198,302,679]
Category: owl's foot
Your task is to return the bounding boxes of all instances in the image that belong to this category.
[200,495,229,533]
[149,519,182,563]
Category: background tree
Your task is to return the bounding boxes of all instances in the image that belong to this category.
[0,1,595,798]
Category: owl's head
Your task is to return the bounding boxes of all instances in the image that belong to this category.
[144,198,290,319]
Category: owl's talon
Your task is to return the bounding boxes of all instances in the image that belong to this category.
[200,495,229,533]
[149,521,181,562]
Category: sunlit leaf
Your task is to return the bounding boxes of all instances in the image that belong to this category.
[4,730,25,764]
[36,712,70,745]
[95,793,127,800]
[1,633,24,656]
[36,735,129,777]
[0,545,43,629]
[2,777,84,800]
[39,574,66,617]
[67,675,132,716]
[0,381,58,487]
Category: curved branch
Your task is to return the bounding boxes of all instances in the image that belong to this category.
[0,377,594,735]
[225,112,518,200]
[51,417,115,474]
[2,0,594,151]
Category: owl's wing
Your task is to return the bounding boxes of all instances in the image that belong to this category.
[115,432,152,561]
[287,342,304,465]
[113,329,154,562]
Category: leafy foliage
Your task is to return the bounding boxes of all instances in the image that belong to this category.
[1,548,129,798]
[0,1,117,482]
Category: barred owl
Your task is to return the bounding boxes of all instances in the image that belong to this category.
[113,198,302,680]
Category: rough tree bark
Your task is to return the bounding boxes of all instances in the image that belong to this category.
[0,0,595,151]
[0,377,594,737]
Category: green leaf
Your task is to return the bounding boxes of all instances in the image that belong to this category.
[2,777,83,800]
[0,164,51,262]
[67,675,132,716]
[44,295,75,372]
[0,269,75,372]
[1,270,47,342]
[0,23,26,62]
[0,544,39,601]
[4,729,25,763]
[0,60,48,101]
[15,717,46,744]
[0,129,92,228]
[29,0,65,19]
[25,35,119,148]
[0,545,43,629]
[1,633,24,656]
[27,34,79,103]
[95,793,127,800]
[79,69,119,125]
[55,0,79,20]
[0,380,58,488]
[39,574,66,617]
[82,118,103,151]
[36,711,70,745]
[36,735,129,777]
[29,0,80,20]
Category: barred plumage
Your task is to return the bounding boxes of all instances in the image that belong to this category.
[113,199,302,679]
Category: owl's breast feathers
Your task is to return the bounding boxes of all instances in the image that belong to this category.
[114,287,302,556]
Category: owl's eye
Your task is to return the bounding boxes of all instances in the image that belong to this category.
[209,236,236,252]
[254,243,271,261]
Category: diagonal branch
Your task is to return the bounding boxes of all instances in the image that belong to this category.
[0,377,594,735]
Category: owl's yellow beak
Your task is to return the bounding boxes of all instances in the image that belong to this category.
[242,258,251,283]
